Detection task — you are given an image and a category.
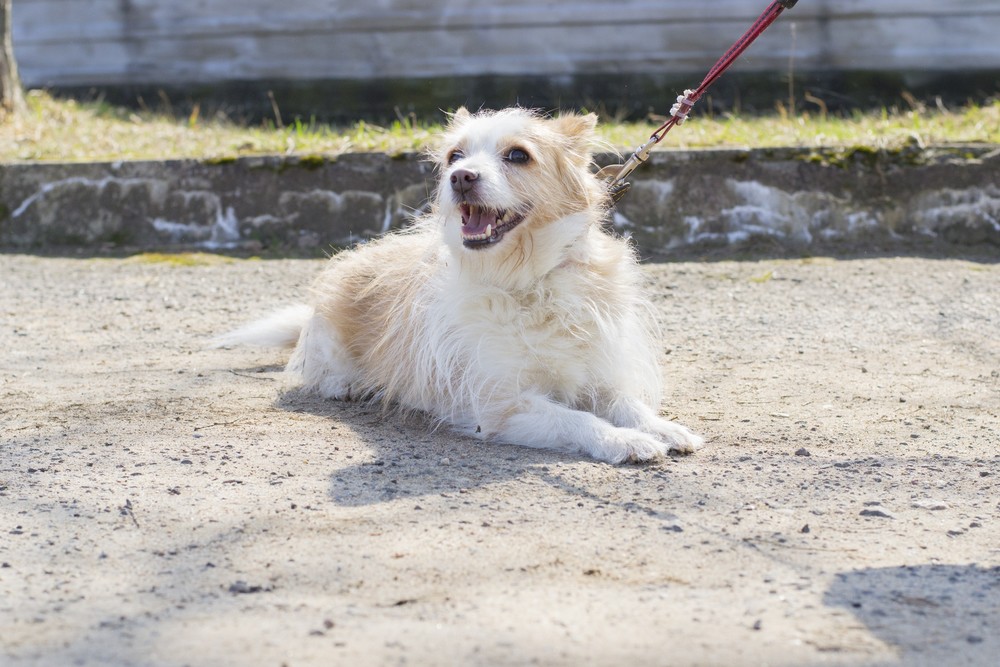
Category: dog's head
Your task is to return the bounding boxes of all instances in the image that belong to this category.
[432,107,608,264]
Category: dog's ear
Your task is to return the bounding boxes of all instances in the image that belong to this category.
[551,113,598,164]
[449,107,473,127]
[551,113,598,142]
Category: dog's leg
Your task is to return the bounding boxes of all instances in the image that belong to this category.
[491,393,680,463]
[287,314,360,400]
[600,395,704,454]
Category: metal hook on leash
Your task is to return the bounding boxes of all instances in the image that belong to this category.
[601,88,698,202]
[598,135,659,203]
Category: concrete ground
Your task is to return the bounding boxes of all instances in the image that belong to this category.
[1,251,998,667]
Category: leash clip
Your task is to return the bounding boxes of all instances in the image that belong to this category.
[601,135,658,203]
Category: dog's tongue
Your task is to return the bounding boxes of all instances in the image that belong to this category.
[463,205,499,235]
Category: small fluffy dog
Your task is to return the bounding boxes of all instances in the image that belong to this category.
[221,107,702,463]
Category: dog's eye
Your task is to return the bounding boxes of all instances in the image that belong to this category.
[505,148,530,164]
[447,149,464,165]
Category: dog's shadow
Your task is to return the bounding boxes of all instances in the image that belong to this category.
[276,387,566,508]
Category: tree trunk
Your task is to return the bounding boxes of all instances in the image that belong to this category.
[1,0,27,115]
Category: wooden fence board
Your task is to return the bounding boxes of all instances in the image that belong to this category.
[12,0,1000,87]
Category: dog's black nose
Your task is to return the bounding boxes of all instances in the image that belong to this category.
[450,168,479,193]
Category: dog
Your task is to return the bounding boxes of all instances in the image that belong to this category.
[219,107,703,463]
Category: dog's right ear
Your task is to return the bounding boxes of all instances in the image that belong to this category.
[449,107,472,127]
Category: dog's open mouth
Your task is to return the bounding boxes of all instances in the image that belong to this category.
[460,203,526,249]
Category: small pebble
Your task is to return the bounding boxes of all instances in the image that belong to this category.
[911,499,948,511]
[229,581,266,594]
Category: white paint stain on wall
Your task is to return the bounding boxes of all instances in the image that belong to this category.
[625,179,887,249]
[911,186,1000,236]
[12,176,169,219]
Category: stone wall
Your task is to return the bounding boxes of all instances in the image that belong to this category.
[3,146,998,255]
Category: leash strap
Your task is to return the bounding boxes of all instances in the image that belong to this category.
[606,0,798,202]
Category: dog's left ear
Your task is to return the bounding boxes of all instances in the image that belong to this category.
[551,113,598,142]
[550,113,598,162]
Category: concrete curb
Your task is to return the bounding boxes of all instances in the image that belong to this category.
[2,146,999,254]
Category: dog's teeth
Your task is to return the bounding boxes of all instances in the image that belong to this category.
[485,224,492,237]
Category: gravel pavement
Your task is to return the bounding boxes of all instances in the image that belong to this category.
[2,252,998,666]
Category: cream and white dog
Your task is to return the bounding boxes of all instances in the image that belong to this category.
[220,107,702,463]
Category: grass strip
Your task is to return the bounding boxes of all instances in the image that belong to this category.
[2,90,997,163]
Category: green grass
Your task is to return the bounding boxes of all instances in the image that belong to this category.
[120,252,243,266]
[1,90,997,163]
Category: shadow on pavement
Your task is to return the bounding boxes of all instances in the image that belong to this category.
[275,387,566,508]
[824,563,1000,664]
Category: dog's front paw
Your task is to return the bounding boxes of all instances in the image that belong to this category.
[594,427,673,464]
[315,377,352,400]
[644,417,704,455]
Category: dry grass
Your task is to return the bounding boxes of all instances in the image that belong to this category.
[603,100,1000,152]
[1,89,998,163]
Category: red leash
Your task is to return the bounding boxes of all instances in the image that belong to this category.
[605,0,799,202]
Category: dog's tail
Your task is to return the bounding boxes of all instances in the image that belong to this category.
[212,304,314,349]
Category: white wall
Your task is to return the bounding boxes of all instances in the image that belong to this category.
[12,0,1000,88]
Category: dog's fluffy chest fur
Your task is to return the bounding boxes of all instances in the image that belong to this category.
[308,225,656,433]
[435,246,629,407]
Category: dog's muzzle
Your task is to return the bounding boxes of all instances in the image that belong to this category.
[459,203,526,249]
